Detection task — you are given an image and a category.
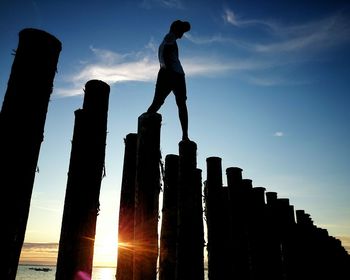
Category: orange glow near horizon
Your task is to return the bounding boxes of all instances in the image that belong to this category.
[19,243,58,266]
[19,237,119,268]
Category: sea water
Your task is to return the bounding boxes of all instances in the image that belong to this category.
[16,265,117,280]
[16,265,209,279]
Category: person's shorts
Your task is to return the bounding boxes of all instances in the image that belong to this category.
[154,67,187,104]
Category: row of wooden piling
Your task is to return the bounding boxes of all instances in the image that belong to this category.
[117,124,350,280]
[204,158,349,280]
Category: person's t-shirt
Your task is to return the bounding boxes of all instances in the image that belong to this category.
[158,32,184,74]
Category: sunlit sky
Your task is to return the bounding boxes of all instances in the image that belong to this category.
[1,0,350,267]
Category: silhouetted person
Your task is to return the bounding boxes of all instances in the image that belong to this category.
[147,20,191,141]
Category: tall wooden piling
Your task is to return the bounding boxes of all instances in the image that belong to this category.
[0,28,61,280]
[275,198,297,280]
[176,140,203,280]
[265,192,284,280]
[226,167,251,280]
[248,187,268,280]
[159,154,179,280]
[205,157,231,280]
[117,133,138,280]
[193,168,205,280]
[56,80,110,280]
[133,112,162,280]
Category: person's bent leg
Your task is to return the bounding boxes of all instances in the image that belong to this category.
[147,68,170,113]
[147,96,163,113]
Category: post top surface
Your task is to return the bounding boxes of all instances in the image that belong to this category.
[139,112,162,122]
[179,139,197,149]
[19,28,62,49]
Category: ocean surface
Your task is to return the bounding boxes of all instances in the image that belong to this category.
[16,265,209,279]
[16,265,115,280]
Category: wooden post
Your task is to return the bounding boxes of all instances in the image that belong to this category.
[0,28,61,280]
[275,198,297,280]
[265,192,284,280]
[56,80,110,280]
[159,154,179,280]
[204,157,232,280]
[192,168,205,280]
[133,112,162,280]
[176,140,203,280]
[226,167,251,280]
[248,187,268,280]
[116,133,138,280]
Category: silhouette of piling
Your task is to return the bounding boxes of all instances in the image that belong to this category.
[193,168,205,280]
[0,28,61,280]
[265,192,284,280]
[204,157,232,280]
[133,112,162,280]
[248,186,268,280]
[176,140,203,280]
[275,198,297,280]
[56,80,110,280]
[201,162,350,280]
[226,168,251,280]
[116,133,138,280]
[296,209,350,279]
[159,154,179,280]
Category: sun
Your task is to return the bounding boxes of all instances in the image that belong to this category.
[93,233,118,268]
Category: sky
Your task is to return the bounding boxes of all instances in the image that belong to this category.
[1,0,350,268]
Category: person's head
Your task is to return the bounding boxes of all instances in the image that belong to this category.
[170,20,191,39]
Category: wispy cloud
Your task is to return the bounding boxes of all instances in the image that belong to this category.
[274,131,284,137]
[72,55,158,84]
[255,16,350,53]
[185,6,350,87]
[246,75,312,87]
[221,7,350,53]
[187,12,350,54]
[140,0,184,9]
[55,45,271,97]
[184,33,251,50]
[56,46,159,97]
[184,56,267,76]
[222,7,278,30]
[22,242,58,251]
[222,8,239,26]
[20,243,59,265]
[32,204,61,213]
[248,76,286,87]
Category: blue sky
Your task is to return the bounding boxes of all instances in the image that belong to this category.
[1,0,350,265]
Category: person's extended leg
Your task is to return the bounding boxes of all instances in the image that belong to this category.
[147,97,163,113]
[174,73,189,141]
[176,100,189,141]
